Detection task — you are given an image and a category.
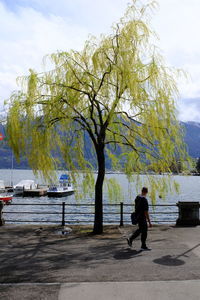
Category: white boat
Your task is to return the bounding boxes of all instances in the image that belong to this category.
[0,194,13,204]
[14,180,37,196]
[47,174,74,197]
[0,180,6,193]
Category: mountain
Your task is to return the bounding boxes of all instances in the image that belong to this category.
[0,121,200,169]
[0,124,29,169]
[181,121,200,158]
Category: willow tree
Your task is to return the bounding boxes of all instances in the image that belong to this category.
[7,0,188,233]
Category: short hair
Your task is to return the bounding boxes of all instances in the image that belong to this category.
[142,187,148,194]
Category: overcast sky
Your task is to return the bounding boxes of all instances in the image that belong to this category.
[1,0,200,122]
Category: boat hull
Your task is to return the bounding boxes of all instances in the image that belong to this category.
[0,195,13,204]
[47,190,74,197]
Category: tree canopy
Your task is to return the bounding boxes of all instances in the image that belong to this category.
[6,0,189,233]
[196,157,200,173]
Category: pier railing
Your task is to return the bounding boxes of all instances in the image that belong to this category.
[2,202,178,226]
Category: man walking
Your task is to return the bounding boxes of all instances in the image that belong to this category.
[127,187,152,250]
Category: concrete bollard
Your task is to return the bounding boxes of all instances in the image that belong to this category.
[176,201,200,226]
[0,200,5,226]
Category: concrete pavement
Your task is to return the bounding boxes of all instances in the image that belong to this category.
[58,281,200,300]
[0,224,199,299]
[1,280,200,300]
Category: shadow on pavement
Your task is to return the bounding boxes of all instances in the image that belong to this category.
[0,229,124,283]
[113,248,142,260]
[153,243,200,267]
[153,255,185,266]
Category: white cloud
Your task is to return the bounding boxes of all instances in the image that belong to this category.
[178,98,200,122]
[0,2,89,102]
[0,0,129,105]
[153,0,200,99]
[1,0,200,121]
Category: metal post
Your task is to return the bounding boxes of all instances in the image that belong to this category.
[120,202,124,226]
[0,201,5,226]
[11,151,14,187]
[62,202,65,226]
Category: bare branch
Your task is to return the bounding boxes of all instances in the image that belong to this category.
[60,97,97,147]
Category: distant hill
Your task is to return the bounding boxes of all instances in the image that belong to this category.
[0,123,29,169]
[0,121,200,169]
[181,121,200,158]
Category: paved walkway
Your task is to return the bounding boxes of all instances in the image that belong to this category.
[1,280,200,300]
[0,224,199,299]
[59,281,200,300]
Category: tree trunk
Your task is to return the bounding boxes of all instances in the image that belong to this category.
[93,144,105,234]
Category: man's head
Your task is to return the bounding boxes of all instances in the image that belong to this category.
[141,187,148,196]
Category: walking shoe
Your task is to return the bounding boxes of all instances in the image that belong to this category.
[127,238,132,247]
[140,246,151,251]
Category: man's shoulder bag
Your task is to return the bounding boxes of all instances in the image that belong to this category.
[131,212,138,225]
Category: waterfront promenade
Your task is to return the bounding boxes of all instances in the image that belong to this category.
[0,224,199,299]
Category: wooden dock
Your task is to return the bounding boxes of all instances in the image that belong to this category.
[23,189,47,197]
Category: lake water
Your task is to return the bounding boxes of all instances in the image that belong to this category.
[1,169,200,225]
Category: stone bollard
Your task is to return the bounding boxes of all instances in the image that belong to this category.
[0,200,5,226]
[176,201,200,226]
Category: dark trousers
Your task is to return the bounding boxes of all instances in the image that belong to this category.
[129,221,148,247]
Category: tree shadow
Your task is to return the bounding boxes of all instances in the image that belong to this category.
[0,229,127,283]
[113,248,142,260]
[153,243,200,267]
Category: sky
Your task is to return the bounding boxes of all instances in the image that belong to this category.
[1,0,200,122]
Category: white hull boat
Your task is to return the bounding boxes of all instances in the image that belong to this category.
[47,174,74,198]
[0,194,13,204]
[14,180,37,196]
[47,186,74,197]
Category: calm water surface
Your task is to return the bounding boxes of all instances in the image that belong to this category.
[1,169,200,224]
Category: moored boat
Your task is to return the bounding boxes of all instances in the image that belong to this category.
[14,180,37,196]
[47,174,74,197]
[0,194,13,204]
